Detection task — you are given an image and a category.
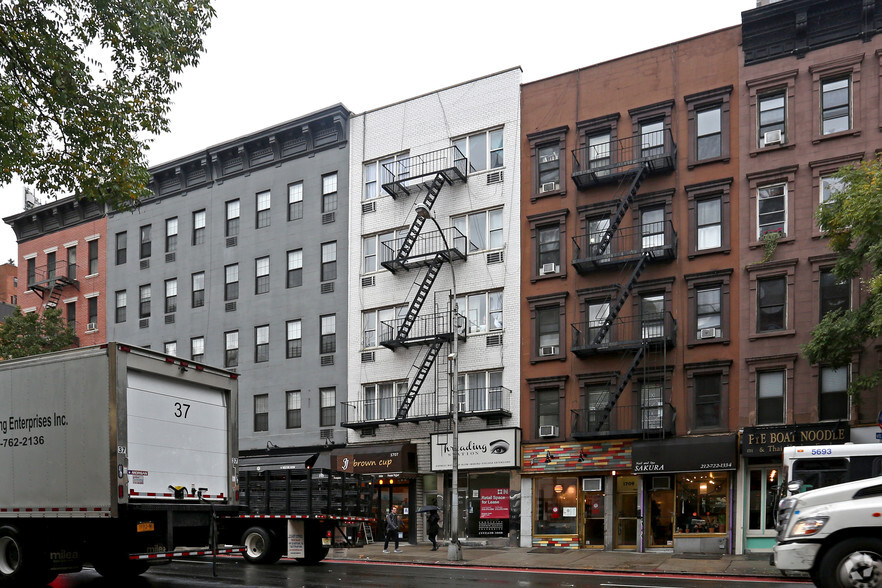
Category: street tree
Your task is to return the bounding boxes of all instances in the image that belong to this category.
[0,0,215,209]
[0,307,75,359]
[804,157,882,393]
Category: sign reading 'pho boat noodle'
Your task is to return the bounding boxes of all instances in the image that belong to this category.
[741,422,849,456]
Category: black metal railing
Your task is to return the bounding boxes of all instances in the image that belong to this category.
[572,221,676,273]
[341,386,512,426]
[381,227,467,271]
[27,261,78,290]
[571,402,675,438]
[379,310,466,348]
[571,312,677,356]
[571,129,676,190]
[381,146,468,198]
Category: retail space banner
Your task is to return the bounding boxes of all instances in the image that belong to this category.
[430,428,520,471]
[479,488,510,519]
[632,434,736,474]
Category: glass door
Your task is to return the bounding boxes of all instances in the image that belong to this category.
[615,476,639,549]
[582,487,605,548]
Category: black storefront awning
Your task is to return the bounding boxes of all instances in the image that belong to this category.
[330,443,417,475]
[632,434,737,474]
[238,452,321,472]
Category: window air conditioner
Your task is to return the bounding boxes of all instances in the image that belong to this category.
[539,263,558,276]
[539,345,559,357]
[763,130,783,146]
[539,182,559,194]
[86,322,97,331]
[582,478,602,492]
[539,425,558,438]
[699,327,717,339]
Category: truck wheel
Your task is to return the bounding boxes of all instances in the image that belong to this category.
[0,526,51,585]
[296,534,329,565]
[241,527,282,565]
[93,557,150,579]
[819,537,882,588]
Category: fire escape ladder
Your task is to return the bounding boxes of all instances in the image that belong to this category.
[44,283,63,310]
[595,163,649,256]
[594,345,647,432]
[591,252,650,345]
[396,173,447,263]
[396,253,445,342]
[397,341,444,419]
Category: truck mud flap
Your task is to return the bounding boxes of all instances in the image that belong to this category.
[129,546,245,561]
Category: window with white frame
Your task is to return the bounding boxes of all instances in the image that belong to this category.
[363,306,407,348]
[322,173,337,213]
[820,174,846,204]
[453,208,503,253]
[640,380,664,430]
[696,286,721,339]
[363,229,406,273]
[757,183,786,238]
[140,225,151,259]
[253,394,268,432]
[758,90,786,147]
[191,336,204,362]
[287,249,302,288]
[165,341,177,357]
[192,271,205,308]
[286,390,301,428]
[224,264,238,301]
[225,330,239,368]
[695,106,722,160]
[192,209,206,245]
[139,284,151,318]
[363,381,406,420]
[115,290,126,323]
[166,217,178,253]
[588,132,611,170]
[537,143,560,192]
[165,278,177,314]
[697,197,722,250]
[320,387,335,427]
[457,370,503,412]
[255,256,270,294]
[321,242,336,281]
[821,76,850,135]
[255,325,269,363]
[286,319,302,358]
[453,128,503,173]
[256,190,271,228]
[288,182,303,220]
[364,154,407,200]
[320,314,335,354]
[226,199,240,237]
[456,291,503,334]
[640,120,665,158]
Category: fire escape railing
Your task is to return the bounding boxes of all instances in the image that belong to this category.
[572,221,677,273]
[27,261,80,311]
[570,402,675,439]
[381,146,468,199]
[571,128,676,190]
[571,312,677,357]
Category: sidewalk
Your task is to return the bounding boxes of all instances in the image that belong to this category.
[328,542,804,579]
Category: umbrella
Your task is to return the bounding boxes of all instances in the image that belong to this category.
[416,505,439,513]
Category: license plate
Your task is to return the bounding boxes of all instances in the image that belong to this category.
[137,522,155,533]
[321,537,332,546]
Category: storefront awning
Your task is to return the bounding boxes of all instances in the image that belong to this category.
[330,443,417,475]
[632,434,736,474]
[238,452,321,472]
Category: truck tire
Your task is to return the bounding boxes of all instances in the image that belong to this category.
[93,556,150,580]
[296,533,329,565]
[241,527,282,565]
[818,537,882,588]
[0,526,51,586]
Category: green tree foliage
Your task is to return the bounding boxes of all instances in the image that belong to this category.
[0,0,215,208]
[0,307,75,359]
[804,158,882,392]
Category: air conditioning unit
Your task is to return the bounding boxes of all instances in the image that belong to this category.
[539,345,559,357]
[86,322,97,331]
[539,182,559,194]
[699,327,717,339]
[651,476,672,491]
[539,263,558,276]
[582,478,602,492]
[763,129,783,146]
[539,425,559,438]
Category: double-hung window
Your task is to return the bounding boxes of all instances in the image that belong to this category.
[224,264,239,301]
[820,268,850,318]
[320,314,336,354]
[363,306,406,348]
[191,272,205,308]
[192,210,206,245]
[757,183,786,238]
[537,307,560,355]
[255,325,269,363]
[288,182,303,220]
[757,370,785,425]
[820,366,849,421]
[286,391,301,428]
[640,381,664,430]
[696,106,722,160]
[253,394,268,432]
[115,232,127,265]
[191,337,204,363]
[164,341,177,356]
[453,208,503,253]
[821,76,850,135]
[697,197,722,250]
[139,285,151,319]
[456,291,503,334]
[88,240,98,275]
[287,249,302,288]
[322,173,337,213]
[538,226,560,273]
[757,276,786,332]
[256,190,271,228]
[588,132,611,171]
[67,247,77,280]
[140,225,151,259]
[321,242,336,281]
[364,229,406,273]
[255,256,270,294]
[286,319,302,358]
[225,331,239,368]
[696,286,721,339]
[641,207,665,250]
[226,199,240,237]
[640,120,665,158]
[364,155,408,200]
[457,370,503,412]
[585,385,610,432]
[758,90,786,146]
[821,175,846,204]
[641,294,665,339]
[165,278,177,314]
[694,374,721,428]
[453,128,503,173]
[165,218,178,253]
[537,143,560,192]
[320,387,336,427]
[115,290,126,323]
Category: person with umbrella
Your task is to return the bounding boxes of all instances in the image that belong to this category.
[418,505,441,551]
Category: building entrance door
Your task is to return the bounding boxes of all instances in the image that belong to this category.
[582,488,605,548]
[614,475,639,549]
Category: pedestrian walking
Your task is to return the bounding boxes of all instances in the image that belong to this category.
[426,510,440,551]
[383,505,403,553]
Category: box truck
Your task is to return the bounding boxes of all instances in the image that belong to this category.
[0,343,240,584]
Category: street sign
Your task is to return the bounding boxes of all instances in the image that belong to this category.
[876,432,882,440]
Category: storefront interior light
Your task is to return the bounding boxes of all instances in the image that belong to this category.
[612,470,616,476]
[554,484,563,494]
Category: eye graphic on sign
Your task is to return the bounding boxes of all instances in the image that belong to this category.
[489,439,510,455]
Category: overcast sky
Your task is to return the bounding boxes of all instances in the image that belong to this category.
[0,0,758,264]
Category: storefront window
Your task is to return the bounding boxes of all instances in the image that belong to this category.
[748,467,779,533]
[674,472,728,534]
[467,472,511,538]
[535,476,578,535]
[647,476,674,547]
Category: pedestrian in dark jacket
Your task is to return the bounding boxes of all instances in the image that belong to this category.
[383,505,402,553]
[427,510,440,551]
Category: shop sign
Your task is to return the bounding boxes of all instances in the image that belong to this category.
[331,444,415,474]
[632,434,736,474]
[479,488,509,519]
[742,423,849,456]
[430,428,520,471]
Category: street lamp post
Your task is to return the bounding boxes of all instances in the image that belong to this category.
[414,203,462,561]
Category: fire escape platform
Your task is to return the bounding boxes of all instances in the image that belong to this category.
[571,129,676,191]
[379,310,466,351]
[570,403,675,441]
[572,223,677,275]
[381,147,468,200]
[381,228,467,274]
[571,313,677,358]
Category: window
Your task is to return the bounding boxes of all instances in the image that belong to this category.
[115,290,126,323]
[256,190,271,228]
[139,225,151,259]
[286,319,302,358]
[821,174,846,204]
[286,391,301,428]
[139,284,151,318]
[453,208,503,253]
[537,143,560,192]
[364,155,407,200]
[588,132,611,170]
[696,286,721,339]
[747,467,780,535]
[255,325,269,363]
[320,387,336,427]
[255,256,270,294]
[164,278,177,314]
[641,207,665,250]
[641,294,665,339]
[191,272,205,308]
[363,382,405,421]
[363,306,406,348]
[821,76,850,135]
[757,183,786,238]
[288,182,303,220]
[584,384,610,432]
[165,217,178,253]
[225,331,239,368]
[453,128,503,173]
[587,217,611,260]
[224,264,239,301]
[191,336,204,363]
[757,276,785,333]
[115,232,127,265]
[640,120,664,158]
[537,307,560,354]
[534,476,578,535]
[46,251,56,281]
[165,341,177,357]
[287,250,302,288]
[88,296,97,326]
[253,394,268,432]
[456,291,503,334]
[364,229,406,273]
[820,269,850,318]
[457,370,503,412]
[529,293,566,362]
[685,86,732,167]
[66,301,76,331]
[758,90,786,147]
[322,173,337,213]
[530,209,568,281]
[585,300,610,345]
[88,239,98,275]
[640,380,664,430]
[192,209,206,245]
[696,197,722,250]
[26,257,35,287]
[537,388,560,435]
[538,225,560,273]
[320,314,336,354]
[226,199,240,237]
[757,370,785,425]
[694,374,721,428]
[695,106,721,160]
[321,242,336,282]
[820,366,849,421]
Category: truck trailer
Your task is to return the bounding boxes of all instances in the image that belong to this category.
[0,343,240,585]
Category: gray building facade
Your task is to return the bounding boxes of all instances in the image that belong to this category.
[105,104,351,460]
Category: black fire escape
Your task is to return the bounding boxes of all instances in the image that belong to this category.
[28,260,79,315]
[568,129,678,440]
[377,147,468,421]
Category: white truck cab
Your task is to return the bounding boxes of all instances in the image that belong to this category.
[774,476,882,587]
